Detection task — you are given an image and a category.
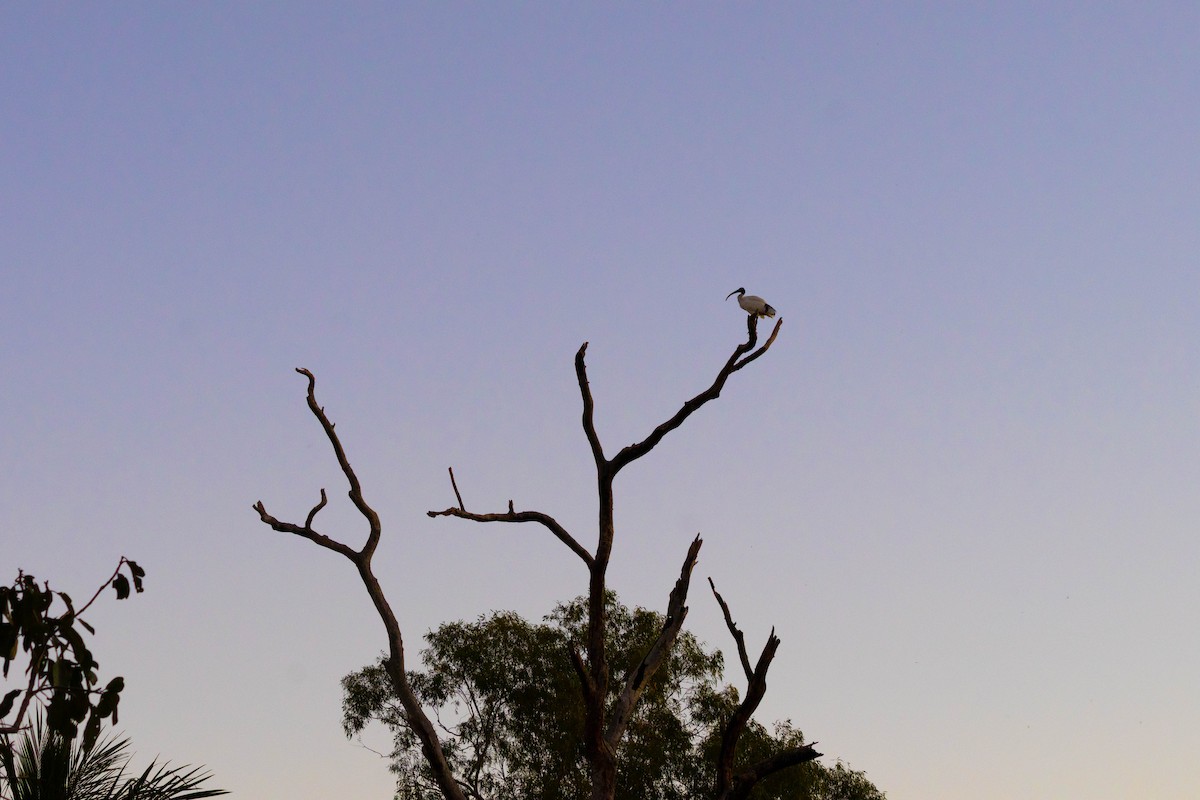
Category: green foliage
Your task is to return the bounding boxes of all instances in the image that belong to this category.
[342,594,884,800]
[1,560,144,750]
[0,714,226,800]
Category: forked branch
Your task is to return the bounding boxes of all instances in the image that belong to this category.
[254,368,467,800]
[584,315,783,475]
[710,579,821,800]
[254,495,356,560]
[428,470,594,567]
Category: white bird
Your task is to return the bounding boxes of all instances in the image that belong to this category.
[725,287,776,318]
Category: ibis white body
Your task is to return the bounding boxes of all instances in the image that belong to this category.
[726,287,776,318]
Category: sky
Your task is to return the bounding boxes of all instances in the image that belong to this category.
[2,3,1198,798]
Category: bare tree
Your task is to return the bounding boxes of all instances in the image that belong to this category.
[255,312,815,800]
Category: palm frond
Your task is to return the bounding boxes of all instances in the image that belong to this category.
[0,716,225,800]
[117,759,227,800]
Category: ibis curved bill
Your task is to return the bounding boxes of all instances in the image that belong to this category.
[725,287,776,318]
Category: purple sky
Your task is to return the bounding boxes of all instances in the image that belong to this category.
[3,5,1198,799]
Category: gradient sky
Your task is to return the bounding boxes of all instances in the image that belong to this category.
[3,4,1198,799]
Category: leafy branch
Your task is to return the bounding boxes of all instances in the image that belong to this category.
[1,557,145,749]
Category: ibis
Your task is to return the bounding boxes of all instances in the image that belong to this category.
[726,287,776,318]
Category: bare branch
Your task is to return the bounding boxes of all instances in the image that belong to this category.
[574,342,607,468]
[304,488,328,529]
[294,367,384,558]
[74,557,131,617]
[711,582,817,800]
[455,778,488,800]
[253,500,358,560]
[448,467,466,512]
[256,369,468,800]
[608,315,781,474]
[733,742,823,797]
[708,577,753,681]
[731,317,783,372]
[605,535,703,748]
[568,643,595,703]
[428,505,593,568]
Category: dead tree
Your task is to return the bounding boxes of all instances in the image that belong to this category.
[428,314,791,800]
[255,313,809,800]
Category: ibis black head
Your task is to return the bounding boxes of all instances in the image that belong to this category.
[726,287,745,301]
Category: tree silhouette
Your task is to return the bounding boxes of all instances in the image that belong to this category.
[255,313,832,800]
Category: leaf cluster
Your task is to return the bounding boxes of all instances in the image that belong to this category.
[1,560,144,749]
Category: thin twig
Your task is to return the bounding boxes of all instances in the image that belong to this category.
[448,468,466,512]
[75,557,129,617]
[304,488,328,529]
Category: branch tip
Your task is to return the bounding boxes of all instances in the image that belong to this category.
[304,488,329,529]
[447,467,465,512]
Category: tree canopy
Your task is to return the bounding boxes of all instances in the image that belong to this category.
[342,595,884,800]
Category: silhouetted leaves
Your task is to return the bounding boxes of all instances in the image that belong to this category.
[1,623,17,676]
[1,558,144,742]
[126,560,145,594]
[0,690,20,719]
